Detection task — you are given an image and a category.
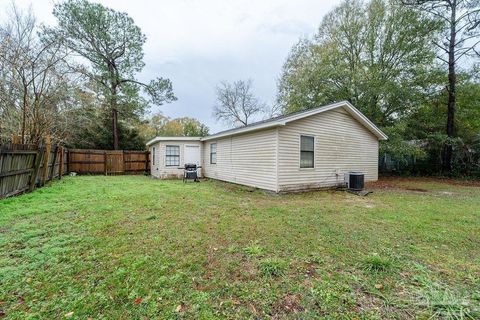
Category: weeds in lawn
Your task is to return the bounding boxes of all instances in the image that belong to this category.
[259,258,288,277]
[416,282,479,319]
[309,279,356,314]
[361,255,393,273]
[305,254,324,265]
[226,245,239,254]
[243,242,264,256]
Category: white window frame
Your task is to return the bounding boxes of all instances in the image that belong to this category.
[299,135,315,169]
[210,143,217,164]
[165,145,180,167]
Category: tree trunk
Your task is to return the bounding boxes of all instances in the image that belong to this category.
[21,88,27,144]
[111,84,119,150]
[112,108,119,150]
[442,2,456,174]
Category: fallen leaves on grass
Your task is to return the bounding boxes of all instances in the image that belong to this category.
[175,303,186,313]
[374,284,384,290]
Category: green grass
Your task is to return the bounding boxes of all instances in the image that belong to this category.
[0,176,479,319]
[361,255,394,273]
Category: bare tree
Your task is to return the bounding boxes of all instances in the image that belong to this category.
[402,0,480,174]
[213,79,265,127]
[0,3,73,144]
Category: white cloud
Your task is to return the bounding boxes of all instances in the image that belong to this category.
[0,0,342,132]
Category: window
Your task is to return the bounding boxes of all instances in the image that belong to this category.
[152,147,156,165]
[210,143,217,164]
[300,135,314,168]
[165,145,180,166]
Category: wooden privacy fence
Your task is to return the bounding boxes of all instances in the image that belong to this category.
[0,143,68,199]
[0,145,150,199]
[68,149,150,175]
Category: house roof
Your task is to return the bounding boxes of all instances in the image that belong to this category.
[146,101,388,146]
[146,136,202,146]
[202,101,388,141]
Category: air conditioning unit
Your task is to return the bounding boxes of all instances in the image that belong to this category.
[344,172,364,190]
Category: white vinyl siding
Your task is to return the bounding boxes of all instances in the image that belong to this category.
[277,108,379,192]
[202,129,277,191]
[150,140,203,179]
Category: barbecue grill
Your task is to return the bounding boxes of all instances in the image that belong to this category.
[179,163,202,182]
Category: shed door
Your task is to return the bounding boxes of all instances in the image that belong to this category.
[184,145,200,165]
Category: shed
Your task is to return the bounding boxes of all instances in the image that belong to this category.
[146,101,388,192]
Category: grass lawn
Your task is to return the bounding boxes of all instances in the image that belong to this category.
[0,176,479,319]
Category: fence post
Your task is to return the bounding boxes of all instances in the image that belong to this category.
[67,149,70,174]
[29,146,44,192]
[122,151,125,175]
[49,145,59,181]
[104,151,107,176]
[58,147,64,179]
[41,137,52,186]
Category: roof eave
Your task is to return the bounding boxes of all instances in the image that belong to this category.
[146,136,202,146]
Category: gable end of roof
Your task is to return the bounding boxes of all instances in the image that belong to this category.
[202,101,388,141]
[146,101,388,145]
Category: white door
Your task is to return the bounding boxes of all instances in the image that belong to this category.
[184,145,201,176]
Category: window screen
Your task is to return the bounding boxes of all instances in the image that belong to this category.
[300,136,314,168]
[210,143,217,164]
[165,145,180,166]
[152,147,156,165]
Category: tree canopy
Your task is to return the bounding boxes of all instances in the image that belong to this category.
[401,0,480,173]
[278,0,480,176]
[46,0,176,149]
[278,0,439,127]
[137,112,209,142]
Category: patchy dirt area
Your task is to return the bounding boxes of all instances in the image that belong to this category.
[271,294,304,317]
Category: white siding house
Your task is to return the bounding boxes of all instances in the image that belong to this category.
[149,138,202,179]
[146,101,387,192]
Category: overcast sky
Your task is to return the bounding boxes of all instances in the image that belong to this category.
[0,0,342,133]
